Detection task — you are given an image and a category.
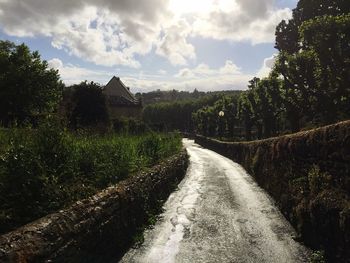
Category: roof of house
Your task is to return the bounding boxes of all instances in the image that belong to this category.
[107,95,140,107]
[103,76,137,103]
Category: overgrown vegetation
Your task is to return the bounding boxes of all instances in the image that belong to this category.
[0,118,181,234]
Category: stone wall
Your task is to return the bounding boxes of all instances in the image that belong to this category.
[0,151,188,263]
[194,121,350,262]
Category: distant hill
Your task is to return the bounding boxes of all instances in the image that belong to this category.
[135,89,243,105]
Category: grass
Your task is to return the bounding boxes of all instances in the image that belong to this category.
[0,120,182,234]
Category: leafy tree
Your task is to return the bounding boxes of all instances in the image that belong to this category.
[274,51,318,131]
[190,0,350,141]
[0,41,64,125]
[143,94,226,132]
[300,14,350,122]
[192,95,241,138]
[238,92,254,140]
[67,81,110,128]
[275,0,350,54]
[274,14,350,128]
[253,77,283,137]
[273,1,350,129]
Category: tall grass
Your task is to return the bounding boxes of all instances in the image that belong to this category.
[0,120,181,234]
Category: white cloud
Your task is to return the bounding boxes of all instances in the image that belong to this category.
[48,58,252,91]
[171,60,252,91]
[48,58,113,85]
[220,60,241,75]
[0,0,292,68]
[257,54,277,78]
[175,68,196,79]
[156,19,196,66]
[157,69,167,75]
[192,1,292,44]
[175,60,242,78]
[0,0,167,67]
[125,74,253,93]
[48,58,63,69]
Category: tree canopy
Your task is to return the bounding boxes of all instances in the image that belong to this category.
[0,41,64,125]
[65,81,110,129]
[148,0,350,141]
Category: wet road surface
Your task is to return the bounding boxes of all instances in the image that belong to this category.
[120,139,310,263]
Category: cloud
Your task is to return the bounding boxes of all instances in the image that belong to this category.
[175,60,242,78]
[0,0,292,68]
[156,19,196,65]
[170,60,252,91]
[48,58,252,91]
[0,0,168,67]
[125,74,253,93]
[257,54,277,78]
[48,58,113,85]
[157,69,167,75]
[192,0,292,44]
[175,68,196,78]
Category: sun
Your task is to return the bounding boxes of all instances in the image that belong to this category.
[168,0,214,15]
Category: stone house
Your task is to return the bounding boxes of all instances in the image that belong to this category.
[103,76,143,120]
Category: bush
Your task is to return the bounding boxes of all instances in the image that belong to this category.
[112,118,149,135]
[308,165,333,195]
[0,119,181,234]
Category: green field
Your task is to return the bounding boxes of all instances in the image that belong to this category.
[0,122,182,234]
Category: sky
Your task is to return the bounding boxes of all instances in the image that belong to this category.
[0,0,298,93]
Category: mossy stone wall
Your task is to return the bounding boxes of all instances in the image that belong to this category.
[0,151,188,263]
[195,121,350,263]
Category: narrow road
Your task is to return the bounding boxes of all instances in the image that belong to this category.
[120,139,310,263]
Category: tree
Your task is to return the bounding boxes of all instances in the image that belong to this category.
[67,81,110,128]
[0,41,64,125]
[274,0,350,129]
[274,14,350,128]
[274,51,317,131]
[275,0,350,54]
[238,92,254,141]
[300,14,350,122]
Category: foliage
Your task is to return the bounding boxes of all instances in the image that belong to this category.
[275,0,349,54]
[137,88,240,105]
[0,41,64,125]
[307,165,333,196]
[143,94,229,132]
[191,4,350,141]
[272,2,350,130]
[192,95,240,138]
[0,118,181,234]
[112,118,149,135]
[310,250,326,263]
[274,14,350,129]
[64,81,110,129]
[144,6,349,142]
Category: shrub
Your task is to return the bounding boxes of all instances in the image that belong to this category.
[0,119,181,234]
[308,165,333,195]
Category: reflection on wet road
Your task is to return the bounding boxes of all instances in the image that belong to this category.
[120,139,310,263]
